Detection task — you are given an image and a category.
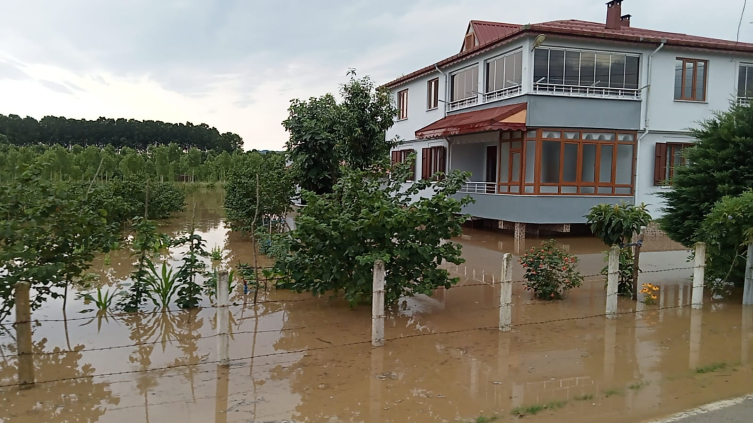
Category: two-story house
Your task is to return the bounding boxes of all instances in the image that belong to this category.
[384,0,753,243]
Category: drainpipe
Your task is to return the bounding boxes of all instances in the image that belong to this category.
[435,64,452,171]
[635,40,665,205]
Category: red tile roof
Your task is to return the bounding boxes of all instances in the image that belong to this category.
[384,19,753,89]
[415,102,527,139]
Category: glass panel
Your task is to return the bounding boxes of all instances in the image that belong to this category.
[542,131,561,139]
[541,141,561,183]
[496,57,505,91]
[597,187,613,194]
[524,186,534,193]
[512,51,523,86]
[564,50,580,85]
[581,144,596,183]
[562,186,577,193]
[617,133,635,142]
[695,61,706,100]
[501,132,510,140]
[599,145,614,183]
[511,153,520,182]
[674,60,683,99]
[625,56,639,89]
[616,144,633,184]
[510,185,520,193]
[563,144,578,183]
[564,132,579,140]
[609,54,626,89]
[500,142,510,183]
[512,141,522,149]
[533,49,549,84]
[503,55,515,88]
[739,65,747,98]
[486,61,496,93]
[540,186,559,193]
[452,73,460,101]
[525,141,536,183]
[549,50,565,85]
[499,186,509,193]
[615,187,632,195]
[526,130,537,138]
[746,66,753,98]
[583,132,615,141]
[513,131,522,139]
[580,186,595,194]
[684,61,694,99]
[580,52,595,87]
[595,53,611,87]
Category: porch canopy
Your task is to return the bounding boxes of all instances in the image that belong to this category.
[415,102,527,139]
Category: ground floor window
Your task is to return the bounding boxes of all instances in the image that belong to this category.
[391,149,416,181]
[421,146,446,180]
[654,142,691,185]
[498,128,636,195]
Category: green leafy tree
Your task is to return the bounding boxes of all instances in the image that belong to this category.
[119,217,170,312]
[698,191,753,286]
[660,103,753,284]
[274,158,473,305]
[172,228,208,309]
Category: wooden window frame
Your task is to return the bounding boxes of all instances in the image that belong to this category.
[654,142,691,185]
[675,58,708,102]
[397,89,409,120]
[497,129,636,196]
[421,146,446,180]
[427,78,439,110]
[497,131,524,194]
[391,149,416,181]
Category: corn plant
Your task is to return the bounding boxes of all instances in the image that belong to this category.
[82,286,117,311]
[145,261,180,309]
[210,245,223,261]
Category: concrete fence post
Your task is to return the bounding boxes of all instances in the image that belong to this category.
[216,271,230,366]
[744,243,753,306]
[606,246,620,319]
[372,261,385,347]
[15,282,34,389]
[499,253,513,332]
[692,242,706,309]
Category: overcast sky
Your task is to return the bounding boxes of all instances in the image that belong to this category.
[0,0,750,150]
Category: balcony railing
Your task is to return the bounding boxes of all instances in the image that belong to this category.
[460,181,497,194]
[484,85,523,103]
[738,97,751,106]
[533,83,641,100]
[447,96,478,112]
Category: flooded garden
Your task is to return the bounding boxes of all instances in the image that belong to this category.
[2,188,753,423]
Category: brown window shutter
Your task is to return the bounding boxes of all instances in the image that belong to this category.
[464,33,475,52]
[654,143,667,185]
[437,146,447,180]
[409,149,416,180]
[391,150,399,165]
[421,148,431,180]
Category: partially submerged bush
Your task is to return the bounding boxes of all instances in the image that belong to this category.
[520,240,583,300]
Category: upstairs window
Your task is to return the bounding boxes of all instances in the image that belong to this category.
[674,59,707,102]
[738,64,753,102]
[421,146,446,180]
[654,142,692,185]
[427,78,439,110]
[486,51,523,95]
[397,89,408,120]
[451,66,478,102]
[533,48,640,91]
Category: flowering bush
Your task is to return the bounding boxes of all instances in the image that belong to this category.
[640,283,659,305]
[520,240,583,300]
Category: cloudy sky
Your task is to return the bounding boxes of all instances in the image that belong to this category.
[0,0,750,150]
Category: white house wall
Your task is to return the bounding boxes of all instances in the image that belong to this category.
[387,72,445,142]
[635,132,695,218]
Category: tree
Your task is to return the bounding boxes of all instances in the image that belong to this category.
[659,103,753,284]
[273,158,473,305]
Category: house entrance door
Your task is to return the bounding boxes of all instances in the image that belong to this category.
[486,145,497,193]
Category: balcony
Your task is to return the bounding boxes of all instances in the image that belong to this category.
[484,85,522,103]
[737,97,751,106]
[460,181,497,194]
[533,83,641,100]
[447,96,478,112]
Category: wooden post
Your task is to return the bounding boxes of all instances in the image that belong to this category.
[744,243,753,306]
[499,253,513,332]
[372,261,385,347]
[606,246,620,319]
[216,271,230,366]
[692,242,705,310]
[631,229,645,301]
[15,282,34,389]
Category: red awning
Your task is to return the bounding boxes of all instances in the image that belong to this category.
[415,102,527,139]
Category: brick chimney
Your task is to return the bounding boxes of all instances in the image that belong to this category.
[606,0,623,30]
[620,14,631,27]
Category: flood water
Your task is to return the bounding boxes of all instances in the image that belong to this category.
[2,189,753,423]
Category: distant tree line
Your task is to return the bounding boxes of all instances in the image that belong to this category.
[0,114,243,151]
[0,143,272,183]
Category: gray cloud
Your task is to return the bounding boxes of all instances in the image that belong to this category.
[0,60,30,81]
[38,80,76,95]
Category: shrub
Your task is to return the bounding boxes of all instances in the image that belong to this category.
[520,240,583,300]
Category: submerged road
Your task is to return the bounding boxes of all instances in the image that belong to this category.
[647,395,753,423]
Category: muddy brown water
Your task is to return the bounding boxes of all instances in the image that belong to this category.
[2,189,752,423]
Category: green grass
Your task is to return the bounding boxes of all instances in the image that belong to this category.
[695,362,729,374]
[473,415,499,423]
[573,394,593,401]
[511,400,568,417]
[604,388,624,398]
[627,381,650,391]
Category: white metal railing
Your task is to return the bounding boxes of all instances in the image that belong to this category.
[460,181,497,194]
[737,97,751,106]
[447,96,479,112]
[484,85,522,102]
[533,83,641,100]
